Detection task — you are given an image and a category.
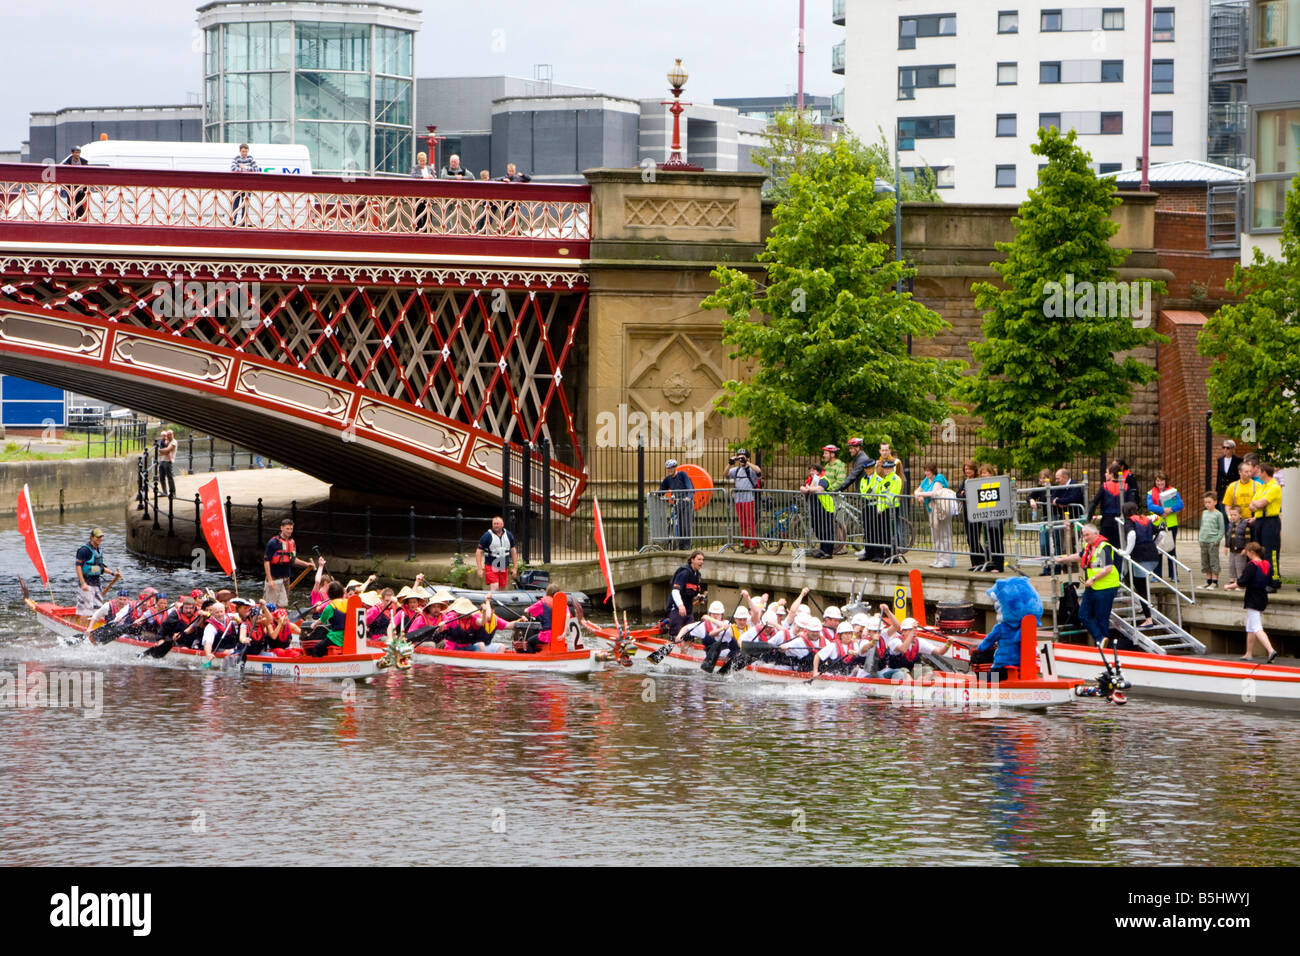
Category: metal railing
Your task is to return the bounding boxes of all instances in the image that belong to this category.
[0,162,591,241]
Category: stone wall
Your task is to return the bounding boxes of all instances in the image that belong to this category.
[0,458,135,516]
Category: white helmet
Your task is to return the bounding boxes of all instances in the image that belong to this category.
[734,606,751,620]
[803,616,822,631]
[900,617,919,630]
[865,614,883,631]
[850,612,871,628]
[836,620,854,635]
[708,601,726,615]
[793,612,813,630]
[761,610,781,627]
[824,605,843,620]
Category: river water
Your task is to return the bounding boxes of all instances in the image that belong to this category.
[2,506,1298,866]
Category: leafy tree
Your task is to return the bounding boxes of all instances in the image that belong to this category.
[702,138,962,457]
[1199,163,1300,466]
[751,110,939,203]
[963,127,1167,473]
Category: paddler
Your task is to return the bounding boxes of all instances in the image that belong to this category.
[306,581,349,656]
[772,613,823,672]
[365,588,398,638]
[697,604,746,672]
[386,586,427,642]
[87,588,132,629]
[812,620,866,677]
[441,597,497,652]
[820,605,844,641]
[75,527,119,620]
[517,583,562,654]
[876,607,952,680]
[201,603,238,663]
[146,593,205,655]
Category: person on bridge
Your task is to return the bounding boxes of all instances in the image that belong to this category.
[62,146,89,221]
[476,515,518,591]
[156,429,177,498]
[440,154,473,179]
[499,163,531,183]
[230,144,258,226]
[263,517,314,607]
[75,528,119,620]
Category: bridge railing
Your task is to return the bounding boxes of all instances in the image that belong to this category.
[0,162,591,242]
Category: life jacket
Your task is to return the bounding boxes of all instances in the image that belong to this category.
[1149,486,1180,527]
[80,544,105,579]
[876,473,903,511]
[886,634,921,671]
[1129,514,1157,560]
[1250,556,1271,577]
[1100,480,1125,516]
[367,609,391,636]
[268,536,297,567]
[825,639,851,661]
[1082,538,1120,589]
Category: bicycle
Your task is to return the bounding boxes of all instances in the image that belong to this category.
[757,501,805,555]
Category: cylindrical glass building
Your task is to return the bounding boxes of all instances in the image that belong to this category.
[198,1,420,176]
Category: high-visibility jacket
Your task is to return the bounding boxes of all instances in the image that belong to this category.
[875,473,903,512]
[1253,479,1282,518]
[1081,539,1120,590]
[808,475,834,513]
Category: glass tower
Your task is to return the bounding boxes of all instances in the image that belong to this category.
[199,2,419,176]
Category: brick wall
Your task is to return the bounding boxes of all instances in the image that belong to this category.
[1151,186,1207,213]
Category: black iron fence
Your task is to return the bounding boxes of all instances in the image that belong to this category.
[136,415,1229,564]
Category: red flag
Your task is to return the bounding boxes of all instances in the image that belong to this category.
[16,484,49,585]
[592,497,614,603]
[197,477,236,577]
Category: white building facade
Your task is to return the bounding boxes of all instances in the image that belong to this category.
[837,1,1209,202]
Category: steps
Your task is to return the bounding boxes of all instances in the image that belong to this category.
[1109,588,1206,655]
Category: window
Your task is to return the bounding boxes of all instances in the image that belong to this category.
[996,165,1016,188]
[1257,0,1300,49]
[1102,8,1124,30]
[1151,111,1172,145]
[1101,60,1124,82]
[998,62,1018,84]
[897,115,956,150]
[1099,162,1122,174]
[1152,59,1174,93]
[1101,112,1123,134]
[1153,7,1175,42]
[1255,107,1300,228]
[998,10,1019,33]
[899,13,957,49]
[1040,61,1061,83]
[902,165,956,189]
[1039,112,1061,130]
[1041,9,1062,31]
[996,114,1017,136]
[898,64,957,99]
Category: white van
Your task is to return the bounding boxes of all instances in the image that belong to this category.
[76,140,312,175]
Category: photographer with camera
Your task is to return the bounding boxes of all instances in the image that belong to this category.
[725,449,763,553]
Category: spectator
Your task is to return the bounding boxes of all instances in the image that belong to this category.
[659,459,694,549]
[1249,462,1283,593]
[1051,467,1085,556]
[1222,505,1251,591]
[801,462,836,558]
[156,429,177,498]
[956,459,983,571]
[725,449,762,553]
[230,143,258,226]
[976,463,1006,572]
[821,444,845,491]
[475,515,518,592]
[855,455,882,562]
[499,163,531,183]
[1088,465,1126,551]
[1214,439,1242,521]
[440,153,472,179]
[1147,471,1183,581]
[263,517,313,606]
[1111,459,1140,506]
[837,438,870,492]
[1120,502,1159,628]
[1221,458,1257,527]
[478,169,491,180]
[915,461,955,568]
[62,146,90,221]
[1027,467,1056,575]
[1237,542,1278,663]
[1198,492,1225,590]
[410,151,434,179]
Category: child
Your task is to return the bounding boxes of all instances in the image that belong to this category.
[1198,492,1225,589]
[1237,542,1278,663]
[1222,505,1250,591]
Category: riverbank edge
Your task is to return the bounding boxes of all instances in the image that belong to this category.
[0,458,135,516]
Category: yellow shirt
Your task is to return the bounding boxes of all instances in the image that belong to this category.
[1252,479,1282,518]
[1222,479,1257,517]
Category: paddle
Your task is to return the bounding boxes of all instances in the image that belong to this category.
[405,602,488,648]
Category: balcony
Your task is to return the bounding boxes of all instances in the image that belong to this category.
[1210,2,1248,72]
[831,89,845,123]
[833,0,845,25]
[832,39,846,74]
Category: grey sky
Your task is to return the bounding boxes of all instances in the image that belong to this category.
[0,0,839,149]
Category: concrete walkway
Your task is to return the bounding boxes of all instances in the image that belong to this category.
[168,468,330,508]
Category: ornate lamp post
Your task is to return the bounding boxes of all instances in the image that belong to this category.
[424,125,445,172]
[660,59,702,171]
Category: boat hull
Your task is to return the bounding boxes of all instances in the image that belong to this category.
[367,637,599,675]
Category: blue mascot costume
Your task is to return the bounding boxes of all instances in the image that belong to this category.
[976,577,1043,681]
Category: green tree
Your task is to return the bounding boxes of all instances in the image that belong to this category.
[702,139,962,457]
[963,127,1167,473]
[1199,164,1300,466]
[751,110,939,203]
